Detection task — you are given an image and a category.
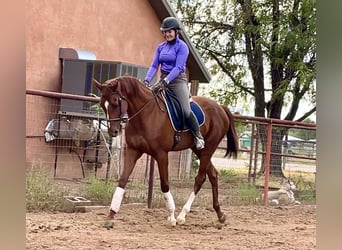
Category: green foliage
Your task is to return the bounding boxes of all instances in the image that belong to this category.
[175,0,316,120]
[79,176,116,205]
[191,153,199,173]
[291,175,316,203]
[289,126,316,140]
[88,93,105,116]
[218,169,239,183]
[233,119,247,137]
[26,168,69,212]
[237,183,260,205]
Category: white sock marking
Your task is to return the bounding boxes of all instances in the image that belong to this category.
[110,187,125,213]
[164,191,176,226]
[177,192,196,223]
[164,191,175,211]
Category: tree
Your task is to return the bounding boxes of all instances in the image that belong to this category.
[174,0,316,176]
[289,118,316,140]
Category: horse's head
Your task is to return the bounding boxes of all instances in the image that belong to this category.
[93,78,128,137]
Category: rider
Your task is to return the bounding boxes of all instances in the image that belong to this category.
[144,16,205,150]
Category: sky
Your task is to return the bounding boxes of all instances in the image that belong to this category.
[198,76,316,123]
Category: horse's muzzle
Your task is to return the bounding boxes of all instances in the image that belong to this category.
[108,128,120,137]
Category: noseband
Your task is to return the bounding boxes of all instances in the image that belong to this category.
[105,91,129,129]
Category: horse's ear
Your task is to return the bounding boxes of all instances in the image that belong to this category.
[93,78,103,90]
[280,178,287,185]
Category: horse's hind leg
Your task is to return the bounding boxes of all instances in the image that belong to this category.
[207,162,226,223]
[177,160,226,224]
[177,156,209,224]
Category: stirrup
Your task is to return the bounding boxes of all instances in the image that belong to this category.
[194,136,205,150]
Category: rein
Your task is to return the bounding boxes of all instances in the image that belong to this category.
[107,92,157,124]
[125,97,156,121]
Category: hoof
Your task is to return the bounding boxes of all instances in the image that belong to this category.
[176,218,186,225]
[218,213,226,224]
[170,219,177,227]
[167,216,177,227]
[103,220,114,230]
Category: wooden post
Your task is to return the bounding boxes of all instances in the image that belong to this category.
[105,137,112,181]
[263,121,273,205]
[189,80,199,96]
[147,156,155,208]
[248,122,255,183]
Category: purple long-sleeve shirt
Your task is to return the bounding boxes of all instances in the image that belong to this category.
[144,36,189,84]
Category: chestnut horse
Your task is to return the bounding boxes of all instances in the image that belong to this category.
[94,76,238,228]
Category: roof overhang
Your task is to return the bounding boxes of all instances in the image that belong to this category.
[59,48,96,60]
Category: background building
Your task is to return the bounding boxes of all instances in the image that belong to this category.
[26,0,210,179]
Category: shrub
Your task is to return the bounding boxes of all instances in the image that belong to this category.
[79,176,116,205]
[219,169,237,178]
[292,175,316,204]
[26,167,68,211]
[219,169,245,184]
[237,183,260,205]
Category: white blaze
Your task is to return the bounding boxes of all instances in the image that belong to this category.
[104,101,109,120]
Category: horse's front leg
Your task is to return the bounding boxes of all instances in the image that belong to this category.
[155,153,176,226]
[164,190,176,226]
[104,148,142,229]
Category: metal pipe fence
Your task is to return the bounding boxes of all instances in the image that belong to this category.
[26,89,316,206]
[219,115,316,205]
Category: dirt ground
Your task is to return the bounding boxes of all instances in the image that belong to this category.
[26,203,316,250]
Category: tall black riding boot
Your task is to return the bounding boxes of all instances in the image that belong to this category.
[187,112,205,150]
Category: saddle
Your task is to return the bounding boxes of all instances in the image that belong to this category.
[161,88,205,148]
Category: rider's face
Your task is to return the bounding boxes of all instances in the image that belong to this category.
[162,29,176,42]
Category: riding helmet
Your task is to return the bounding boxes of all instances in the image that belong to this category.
[160,17,181,31]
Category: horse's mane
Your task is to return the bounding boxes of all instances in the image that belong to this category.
[105,75,151,97]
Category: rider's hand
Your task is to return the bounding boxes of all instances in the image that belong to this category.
[159,79,168,87]
[151,82,162,94]
[150,78,168,94]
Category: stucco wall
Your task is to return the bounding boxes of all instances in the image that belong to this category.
[26,0,163,91]
[26,0,192,179]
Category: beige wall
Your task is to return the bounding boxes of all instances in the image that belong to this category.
[26,0,164,91]
[26,0,192,179]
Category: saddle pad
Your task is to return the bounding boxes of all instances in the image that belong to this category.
[163,94,205,131]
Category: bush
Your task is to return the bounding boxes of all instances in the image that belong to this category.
[237,183,260,205]
[219,169,245,184]
[219,169,237,178]
[79,176,116,205]
[26,168,68,212]
[292,175,316,204]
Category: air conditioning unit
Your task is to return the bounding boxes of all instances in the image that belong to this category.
[60,59,149,117]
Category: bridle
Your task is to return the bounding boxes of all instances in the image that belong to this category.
[105,91,156,129]
[104,91,129,128]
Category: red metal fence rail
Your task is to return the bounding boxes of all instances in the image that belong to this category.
[26,89,316,206]
[231,115,316,205]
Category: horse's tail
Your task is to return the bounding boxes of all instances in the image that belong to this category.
[221,105,239,158]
